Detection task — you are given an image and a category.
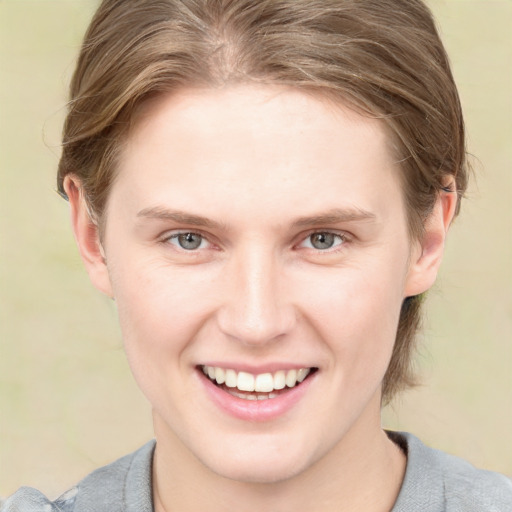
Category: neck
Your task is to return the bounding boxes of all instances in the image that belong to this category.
[152,397,406,512]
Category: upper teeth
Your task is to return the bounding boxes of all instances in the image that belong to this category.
[202,366,311,392]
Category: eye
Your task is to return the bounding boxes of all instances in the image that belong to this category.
[167,232,207,250]
[300,232,345,250]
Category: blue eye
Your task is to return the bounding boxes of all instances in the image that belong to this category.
[303,232,344,250]
[169,232,205,250]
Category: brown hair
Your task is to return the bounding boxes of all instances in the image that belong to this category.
[58,0,468,404]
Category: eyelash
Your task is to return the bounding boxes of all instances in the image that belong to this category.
[159,230,349,253]
[297,231,347,252]
[161,231,213,251]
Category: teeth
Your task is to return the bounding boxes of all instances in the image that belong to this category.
[227,390,281,400]
[273,370,286,390]
[285,369,297,387]
[225,369,237,388]
[215,367,225,385]
[297,368,309,383]
[201,365,313,394]
[255,373,273,392]
[237,372,255,392]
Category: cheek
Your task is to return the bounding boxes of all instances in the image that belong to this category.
[109,256,216,361]
[299,263,406,374]
[108,258,220,411]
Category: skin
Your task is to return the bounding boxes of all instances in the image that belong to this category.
[66,85,456,512]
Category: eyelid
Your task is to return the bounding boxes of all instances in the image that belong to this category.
[159,229,216,250]
[295,229,350,251]
[157,228,350,252]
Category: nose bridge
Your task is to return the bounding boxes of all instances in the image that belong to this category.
[217,243,295,345]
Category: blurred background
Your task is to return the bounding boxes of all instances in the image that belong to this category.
[0,0,511,499]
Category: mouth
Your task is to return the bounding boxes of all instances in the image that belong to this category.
[199,365,318,401]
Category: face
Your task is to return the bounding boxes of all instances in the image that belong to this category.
[83,85,429,483]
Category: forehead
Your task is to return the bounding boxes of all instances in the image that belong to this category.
[129,85,390,162]
[113,85,404,226]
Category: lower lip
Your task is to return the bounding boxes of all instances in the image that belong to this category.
[198,370,316,422]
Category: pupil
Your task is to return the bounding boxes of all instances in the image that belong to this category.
[178,233,202,249]
[311,232,334,249]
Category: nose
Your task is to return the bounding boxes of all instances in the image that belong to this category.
[216,247,296,346]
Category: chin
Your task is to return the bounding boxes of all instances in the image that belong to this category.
[213,460,307,485]
[200,441,316,485]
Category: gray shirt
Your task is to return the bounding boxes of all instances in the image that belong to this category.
[2,432,511,511]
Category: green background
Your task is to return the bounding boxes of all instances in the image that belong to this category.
[1,0,511,498]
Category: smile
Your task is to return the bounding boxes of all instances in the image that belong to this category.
[201,365,316,400]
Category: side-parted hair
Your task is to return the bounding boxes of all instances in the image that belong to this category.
[57,0,468,404]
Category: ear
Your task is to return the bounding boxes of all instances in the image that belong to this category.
[404,180,458,297]
[64,175,114,298]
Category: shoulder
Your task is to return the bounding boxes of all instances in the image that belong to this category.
[1,440,155,512]
[389,431,512,512]
[1,486,73,512]
[438,446,512,509]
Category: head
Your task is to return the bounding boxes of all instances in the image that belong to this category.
[59,0,467,404]
[59,0,466,481]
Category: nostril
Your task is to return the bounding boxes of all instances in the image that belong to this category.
[216,308,297,346]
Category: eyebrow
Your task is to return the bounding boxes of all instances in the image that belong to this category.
[137,206,376,230]
[136,206,224,229]
[291,207,377,228]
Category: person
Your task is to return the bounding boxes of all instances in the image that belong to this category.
[2,0,511,511]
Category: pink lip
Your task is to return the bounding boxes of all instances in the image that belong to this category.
[200,362,312,374]
[197,368,316,422]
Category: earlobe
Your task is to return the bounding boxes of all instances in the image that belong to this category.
[64,176,114,298]
[404,180,458,297]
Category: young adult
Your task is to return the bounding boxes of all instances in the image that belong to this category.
[3,1,511,511]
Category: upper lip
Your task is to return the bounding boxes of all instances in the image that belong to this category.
[198,362,317,374]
